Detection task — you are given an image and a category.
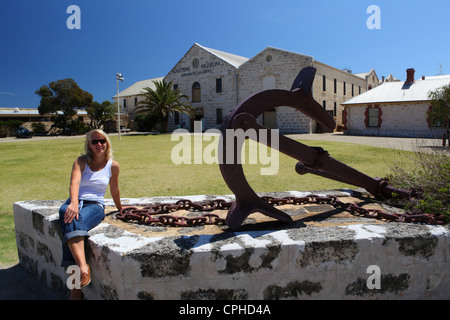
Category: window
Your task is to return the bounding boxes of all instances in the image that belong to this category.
[334,102,337,117]
[174,112,180,125]
[123,99,127,109]
[343,82,346,95]
[134,97,138,107]
[352,84,354,97]
[322,75,326,91]
[334,79,337,93]
[322,100,326,109]
[192,82,201,102]
[173,84,178,90]
[216,78,222,93]
[216,108,223,125]
[365,105,382,127]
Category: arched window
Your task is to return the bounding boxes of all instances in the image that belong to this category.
[192,82,201,102]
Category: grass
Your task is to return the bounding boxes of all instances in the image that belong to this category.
[0,133,415,265]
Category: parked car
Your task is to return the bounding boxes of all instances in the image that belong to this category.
[15,127,32,138]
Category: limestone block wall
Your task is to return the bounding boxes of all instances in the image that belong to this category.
[13,194,450,300]
[345,102,446,138]
[313,61,368,128]
[238,47,314,134]
[164,45,239,132]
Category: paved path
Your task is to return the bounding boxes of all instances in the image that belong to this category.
[287,133,444,152]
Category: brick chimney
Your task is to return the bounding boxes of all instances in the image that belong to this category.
[406,68,415,83]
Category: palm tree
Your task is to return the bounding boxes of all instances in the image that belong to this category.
[135,79,194,133]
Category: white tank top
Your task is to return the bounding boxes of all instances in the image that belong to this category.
[78,159,112,204]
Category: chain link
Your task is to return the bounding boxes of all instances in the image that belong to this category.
[115,195,446,227]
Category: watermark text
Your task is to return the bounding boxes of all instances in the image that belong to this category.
[66,5,81,30]
[366,5,381,30]
[366,264,381,289]
[171,121,279,175]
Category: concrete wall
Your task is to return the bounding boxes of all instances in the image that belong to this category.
[13,192,450,300]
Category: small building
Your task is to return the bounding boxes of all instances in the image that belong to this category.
[341,68,449,138]
[112,77,164,130]
[0,107,90,134]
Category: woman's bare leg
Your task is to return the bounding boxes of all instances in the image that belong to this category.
[67,236,89,274]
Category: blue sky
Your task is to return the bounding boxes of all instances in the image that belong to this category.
[1,0,449,108]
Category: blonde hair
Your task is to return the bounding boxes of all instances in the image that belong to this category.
[83,129,113,164]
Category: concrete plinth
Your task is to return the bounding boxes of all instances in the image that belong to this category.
[13,190,450,300]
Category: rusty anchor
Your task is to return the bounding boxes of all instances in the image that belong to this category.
[219,67,412,231]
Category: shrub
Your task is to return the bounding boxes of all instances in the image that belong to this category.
[31,122,47,135]
[388,146,450,222]
[135,113,159,132]
[0,120,24,137]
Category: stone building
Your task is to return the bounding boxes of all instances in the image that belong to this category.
[113,77,163,129]
[114,43,376,133]
[341,68,449,138]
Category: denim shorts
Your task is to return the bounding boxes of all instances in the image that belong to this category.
[59,199,105,267]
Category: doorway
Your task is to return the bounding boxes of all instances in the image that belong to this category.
[190,107,204,132]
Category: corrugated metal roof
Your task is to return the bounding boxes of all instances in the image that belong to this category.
[0,108,40,115]
[0,108,87,115]
[197,43,249,68]
[113,77,164,98]
[342,75,450,105]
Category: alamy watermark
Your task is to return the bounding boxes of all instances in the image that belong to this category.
[366,265,381,289]
[65,5,380,31]
[66,5,81,30]
[366,5,381,30]
[171,121,280,175]
[66,265,81,289]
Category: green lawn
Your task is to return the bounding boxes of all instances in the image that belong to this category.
[0,133,414,265]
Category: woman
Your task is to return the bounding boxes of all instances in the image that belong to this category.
[59,129,122,299]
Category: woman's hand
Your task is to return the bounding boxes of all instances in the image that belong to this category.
[64,202,79,224]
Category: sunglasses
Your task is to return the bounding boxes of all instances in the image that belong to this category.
[90,139,107,145]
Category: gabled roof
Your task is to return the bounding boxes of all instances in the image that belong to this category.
[354,68,377,80]
[239,46,314,69]
[196,43,249,68]
[113,77,164,98]
[342,75,450,105]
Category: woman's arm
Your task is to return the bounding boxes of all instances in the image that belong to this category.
[64,157,84,224]
[110,160,122,212]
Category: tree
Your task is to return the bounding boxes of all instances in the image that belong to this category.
[86,100,115,130]
[135,79,194,133]
[35,78,93,135]
[428,84,450,130]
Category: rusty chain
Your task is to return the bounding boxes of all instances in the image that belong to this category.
[115,195,446,227]
[115,199,231,227]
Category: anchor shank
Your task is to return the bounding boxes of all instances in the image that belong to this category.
[246,121,389,197]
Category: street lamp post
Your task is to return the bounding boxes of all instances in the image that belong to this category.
[116,73,124,140]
